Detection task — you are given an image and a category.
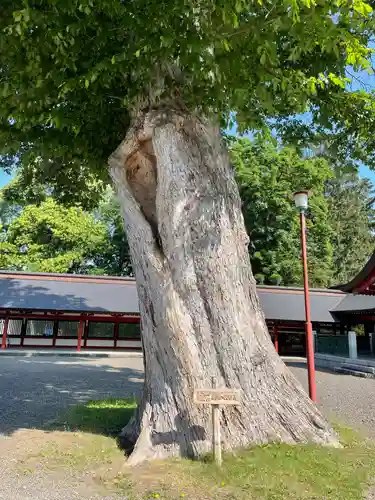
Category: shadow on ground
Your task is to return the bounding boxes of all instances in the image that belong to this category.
[0,356,143,436]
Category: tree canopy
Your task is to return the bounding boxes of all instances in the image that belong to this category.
[1,1,375,202]
[0,197,108,272]
[0,186,134,275]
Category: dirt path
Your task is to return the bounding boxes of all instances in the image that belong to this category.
[0,430,129,500]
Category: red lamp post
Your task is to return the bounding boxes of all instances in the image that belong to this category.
[293,191,317,402]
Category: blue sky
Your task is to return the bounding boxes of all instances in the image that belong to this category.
[0,171,12,188]
[359,164,375,183]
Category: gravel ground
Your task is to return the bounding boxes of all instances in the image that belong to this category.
[0,354,375,498]
[285,359,375,437]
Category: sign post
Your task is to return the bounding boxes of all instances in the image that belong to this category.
[194,384,240,466]
[212,401,221,466]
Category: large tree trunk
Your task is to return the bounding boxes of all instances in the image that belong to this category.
[109,108,337,465]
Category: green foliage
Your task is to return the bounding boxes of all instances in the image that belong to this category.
[2,175,47,207]
[1,1,375,201]
[0,198,108,272]
[0,191,23,268]
[0,241,20,270]
[326,172,375,284]
[92,187,133,276]
[2,139,373,286]
[231,137,333,287]
[231,137,375,288]
[0,185,133,276]
[0,191,21,232]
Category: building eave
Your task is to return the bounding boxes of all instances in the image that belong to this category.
[332,250,375,294]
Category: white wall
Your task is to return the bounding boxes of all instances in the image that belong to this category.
[23,338,54,346]
[85,339,115,348]
[117,340,142,349]
[55,338,78,347]
[7,337,21,346]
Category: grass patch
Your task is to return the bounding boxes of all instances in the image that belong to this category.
[122,434,375,500]
[51,397,137,436]
[37,399,375,499]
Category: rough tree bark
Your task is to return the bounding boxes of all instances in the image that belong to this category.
[109,107,338,465]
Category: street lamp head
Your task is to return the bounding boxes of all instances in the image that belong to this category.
[293,191,309,213]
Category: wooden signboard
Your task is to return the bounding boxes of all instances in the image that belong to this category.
[193,386,241,466]
[194,389,241,406]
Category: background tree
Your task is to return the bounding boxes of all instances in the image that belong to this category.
[0,191,20,234]
[231,137,333,287]
[0,182,133,276]
[2,0,375,462]
[4,142,373,286]
[0,191,21,269]
[326,172,375,284]
[91,187,133,276]
[2,175,47,207]
[1,198,108,273]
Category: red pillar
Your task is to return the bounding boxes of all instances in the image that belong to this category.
[273,325,279,354]
[1,317,9,350]
[77,319,84,351]
[83,320,89,348]
[300,212,317,402]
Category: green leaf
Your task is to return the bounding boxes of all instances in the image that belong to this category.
[223,39,230,52]
[13,11,22,22]
[231,136,335,287]
[328,73,346,89]
[235,0,243,13]
[353,1,373,16]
